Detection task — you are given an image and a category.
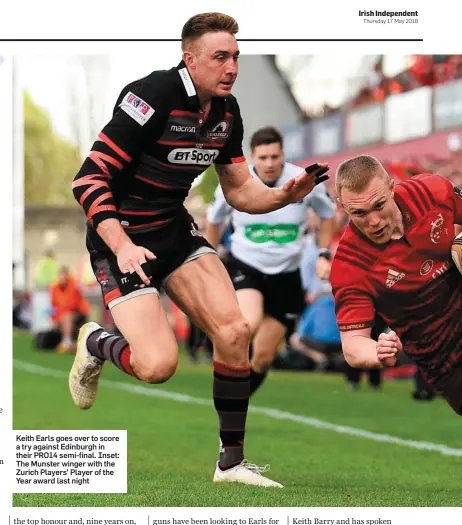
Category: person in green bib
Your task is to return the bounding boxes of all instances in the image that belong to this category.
[34,249,60,289]
[206,126,336,395]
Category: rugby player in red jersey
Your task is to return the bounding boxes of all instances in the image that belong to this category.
[331,155,462,415]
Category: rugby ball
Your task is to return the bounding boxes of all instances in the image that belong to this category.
[452,232,462,274]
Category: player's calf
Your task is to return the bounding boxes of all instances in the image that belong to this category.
[213,360,251,470]
[251,348,275,373]
[208,316,251,470]
[248,348,272,397]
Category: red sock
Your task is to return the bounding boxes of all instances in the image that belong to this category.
[119,346,137,378]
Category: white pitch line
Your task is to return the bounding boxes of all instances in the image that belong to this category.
[14,359,462,457]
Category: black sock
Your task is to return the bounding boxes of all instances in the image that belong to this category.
[368,368,382,388]
[213,361,250,470]
[249,368,268,396]
[345,364,361,385]
[87,329,137,377]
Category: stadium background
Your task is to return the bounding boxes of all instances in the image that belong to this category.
[13,54,462,293]
[12,54,462,507]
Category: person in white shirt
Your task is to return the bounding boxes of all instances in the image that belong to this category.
[206,126,336,395]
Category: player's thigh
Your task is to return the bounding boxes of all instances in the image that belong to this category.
[253,315,287,359]
[236,288,264,334]
[165,253,250,349]
[110,293,178,369]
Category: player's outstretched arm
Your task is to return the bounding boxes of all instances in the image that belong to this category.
[215,162,329,214]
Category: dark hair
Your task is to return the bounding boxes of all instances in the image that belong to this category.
[181,13,238,50]
[250,126,284,151]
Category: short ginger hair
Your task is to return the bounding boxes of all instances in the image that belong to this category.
[336,155,389,199]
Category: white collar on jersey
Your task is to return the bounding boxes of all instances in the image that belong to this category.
[177,63,197,98]
[176,60,228,110]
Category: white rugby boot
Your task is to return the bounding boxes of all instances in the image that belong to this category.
[213,460,283,488]
[69,322,105,409]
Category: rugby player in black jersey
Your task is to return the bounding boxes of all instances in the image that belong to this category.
[69,12,329,487]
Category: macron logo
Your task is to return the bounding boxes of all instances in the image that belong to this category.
[386,269,405,288]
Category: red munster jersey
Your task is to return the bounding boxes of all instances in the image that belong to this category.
[331,174,462,387]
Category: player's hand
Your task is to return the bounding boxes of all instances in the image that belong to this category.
[376,330,402,368]
[116,241,156,286]
[316,257,331,280]
[281,163,329,204]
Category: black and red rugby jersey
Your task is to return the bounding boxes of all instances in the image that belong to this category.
[72,61,245,237]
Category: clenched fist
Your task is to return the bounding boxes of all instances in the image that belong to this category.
[376,330,402,368]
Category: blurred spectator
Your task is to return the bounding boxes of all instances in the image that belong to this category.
[452,56,462,79]
[73,254,98,291]
[384,76,405,95]
[408,55,434,86]
[287,222,343,371]
[301,108,314,121]
[433,61,452,85]
[13,291,32,330]
[321,103,338,116]
[350,86,374,107]
[346,366,382,391]
[49,266,90,352]
[34,249,60,289]
[300,218,324,302]
[344,315,386,391]
[289,289,342,372]
[186,324,213,364]
[347,55,462,110]
[367,57,385,92]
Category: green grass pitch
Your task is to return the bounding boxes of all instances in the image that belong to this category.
[12,331,461,507]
